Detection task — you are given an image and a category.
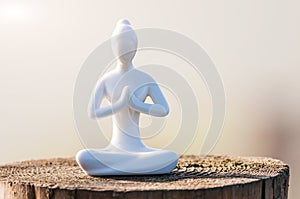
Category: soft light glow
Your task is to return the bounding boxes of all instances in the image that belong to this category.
[0,3,34,23]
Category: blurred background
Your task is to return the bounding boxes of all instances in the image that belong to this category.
[0,0,299,198]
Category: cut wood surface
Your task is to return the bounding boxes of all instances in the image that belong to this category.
[0,155,289,199]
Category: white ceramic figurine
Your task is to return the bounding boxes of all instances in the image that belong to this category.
[76,19,178,176]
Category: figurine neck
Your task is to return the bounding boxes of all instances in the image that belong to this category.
[117,61,133,71]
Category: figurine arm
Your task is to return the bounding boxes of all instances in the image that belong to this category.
[129,84,169,117]
[88,81,129,118]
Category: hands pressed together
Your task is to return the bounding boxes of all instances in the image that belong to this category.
[90,86,169,118]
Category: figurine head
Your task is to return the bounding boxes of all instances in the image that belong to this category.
[111,19,138,66]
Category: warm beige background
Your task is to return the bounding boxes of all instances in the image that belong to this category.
[0,0,299,198]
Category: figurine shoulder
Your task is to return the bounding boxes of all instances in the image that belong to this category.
[134,69,156,82]
[101,70,118,80]
[94,71,114,89]
[98,70,119,84]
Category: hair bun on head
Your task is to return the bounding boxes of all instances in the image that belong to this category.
[117,19,131,26]
[112,19,136,38]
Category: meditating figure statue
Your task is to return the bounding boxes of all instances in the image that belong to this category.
[76,19,178,176]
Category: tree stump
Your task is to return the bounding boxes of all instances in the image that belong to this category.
[0,155,289,199]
